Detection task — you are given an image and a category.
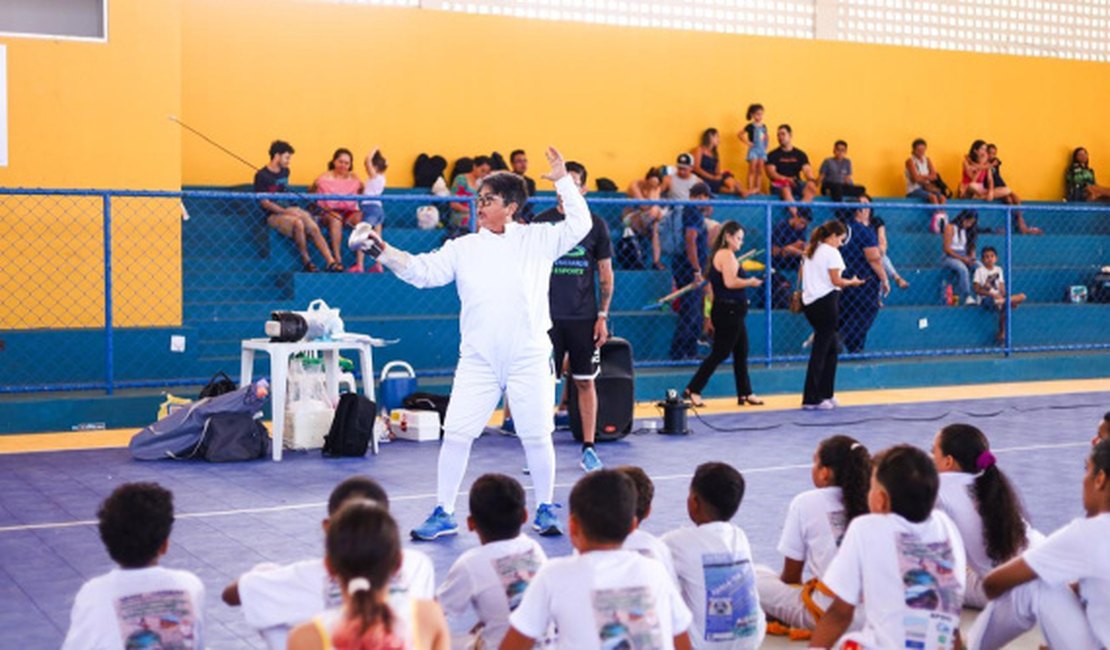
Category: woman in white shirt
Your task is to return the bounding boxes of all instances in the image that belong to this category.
[757,435,871,633]
[933,423,1097,650]
[799,220,864,409]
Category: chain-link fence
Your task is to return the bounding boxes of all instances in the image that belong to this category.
[1,187,1108,394]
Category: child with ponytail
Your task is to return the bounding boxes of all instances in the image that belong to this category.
[933,424,1097,650]
[757,435,871,634]
[288,500,448,650]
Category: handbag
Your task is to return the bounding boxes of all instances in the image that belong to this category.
[198,371,237,399]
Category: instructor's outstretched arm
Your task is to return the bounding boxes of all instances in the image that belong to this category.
[349,223,460,289]
[537,147,592,258]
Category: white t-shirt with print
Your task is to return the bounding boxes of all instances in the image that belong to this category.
[801,243,845,306]
[436,535,548,649]
[509,548,692,650]
[624,528,679,584]
[238,548,434,649]
[972,265,1004,302]
[662,521,766,649]
[62,566,206,650]
[822,511,966,650]
[777,487,850,581]
[1024,513,1110,646]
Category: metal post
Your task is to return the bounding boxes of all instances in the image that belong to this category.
[103,194,115,394]
[1004,206,1013,357]
[764,203,774,367]
[469,196,478,233]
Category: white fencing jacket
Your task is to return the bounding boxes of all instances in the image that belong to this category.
[380,175,591,368]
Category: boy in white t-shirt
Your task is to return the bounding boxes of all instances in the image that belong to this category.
[983,439,1110,647]
[662,462,766,650]
[437,473,549,648]
[222,475,434,649]
[63,482,205,650]
[502,469,693,650]
[617,465,678,583]
[811,445,967,650]
[972,246,1025,343]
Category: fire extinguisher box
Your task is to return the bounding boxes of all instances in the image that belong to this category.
[388,409,440,442]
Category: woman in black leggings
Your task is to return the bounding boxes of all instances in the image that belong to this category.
[684,221,765,407]
[800,220,865,410]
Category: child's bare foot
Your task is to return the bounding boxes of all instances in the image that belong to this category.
[895,276,909,289]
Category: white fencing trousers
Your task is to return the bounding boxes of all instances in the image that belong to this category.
[755,565,864,632]
[967,578,1100,650]
[436,350,556,513]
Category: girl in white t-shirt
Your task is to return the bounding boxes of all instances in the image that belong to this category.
[757,435,871,634]
[983,440,1110,648]
[359,148,388,272]
[288,500,449,650]
[932,423,1097,650]
[799,220,864,410]
[811,445,967,650]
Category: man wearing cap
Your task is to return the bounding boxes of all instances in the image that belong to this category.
[766,124,818,218]
[659,152,702,201]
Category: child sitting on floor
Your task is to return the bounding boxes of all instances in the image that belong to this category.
[63,482,205,649]
[810,444,966,650]
[223,476,434,649]
[618,465,678,583]
[436,473,549,648]
[663,461,766,649]
[501,469,693,649]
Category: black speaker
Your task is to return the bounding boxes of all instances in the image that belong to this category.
[568,337,634,442]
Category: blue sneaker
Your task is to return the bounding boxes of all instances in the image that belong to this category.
[410,506,458,541]
[533,503,562,536]
[580,447,603,473]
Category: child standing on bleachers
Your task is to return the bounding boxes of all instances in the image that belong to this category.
[663,461,766,649]
[739,104,768,195]
[223,476,434,650]
[359,147,388,273]
[810,445,966,650]
[501,469,693,649]
[932,424,1097,649]
[617,465,678,583]
[756,436,870,635]
[436,474,549,648]
[983,439,1110,648]
[63,482,206,649]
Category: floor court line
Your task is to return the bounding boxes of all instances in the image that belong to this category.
[0,440,1088,535]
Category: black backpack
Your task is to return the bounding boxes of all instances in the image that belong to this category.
[198,371,237,399]
[402,391,450,438]
[199,413,270,462]
[323,393,377,457]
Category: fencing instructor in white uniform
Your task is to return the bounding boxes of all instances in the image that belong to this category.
[351,147,590,541]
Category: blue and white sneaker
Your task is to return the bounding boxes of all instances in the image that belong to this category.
[410,506,458,541]
[580,447,604,473]
[533,503,563,536]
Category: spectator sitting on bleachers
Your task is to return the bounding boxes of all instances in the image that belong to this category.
[63,482,205,650]
[448,155,491,238]
[622,167,665,269]
[987,144,1042,235]
[771,211,810,271]
[942,210,982,306]
[692,128,750,197]
[818,140,867,202]
[872,212,910,290]
[1066,147,1110,202]
[510,149,537,197]
[659,152,701,201]
[973,246,1026,343]
[359,147,388,272]
[766,124,818,218]
[904,138,949,233]
[960,140,1013,205]
[254,140,340,272]
[311,148,364,272]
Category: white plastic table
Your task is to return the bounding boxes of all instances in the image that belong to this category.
[239,337,377,461]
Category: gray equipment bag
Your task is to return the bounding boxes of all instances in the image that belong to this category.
[200,413,270,462]
[130,384,268,460]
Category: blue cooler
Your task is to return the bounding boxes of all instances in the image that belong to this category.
[379,361,418,413]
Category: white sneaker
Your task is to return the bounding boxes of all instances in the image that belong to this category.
[828,397,841,407]
[817,399,837,410]
[802,333,814,349]
[965,296,978,306]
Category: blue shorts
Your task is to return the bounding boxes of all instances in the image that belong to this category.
[773,179,808,198]
[360,202,385,227]
[907,188,941,201]
[747,146,767,162]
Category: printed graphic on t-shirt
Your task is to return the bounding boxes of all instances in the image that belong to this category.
[896,533,962,649]
[114,590,198,649]
[493,549,541,611]
[591,586,663,650]
[827,510,848,546]
[701,553,760,641]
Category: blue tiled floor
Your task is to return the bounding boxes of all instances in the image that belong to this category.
[1,391,1104,648]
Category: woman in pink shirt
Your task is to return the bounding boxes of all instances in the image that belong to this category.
[312,148,364,271]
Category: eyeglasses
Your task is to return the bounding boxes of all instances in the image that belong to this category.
[475,194,501,207]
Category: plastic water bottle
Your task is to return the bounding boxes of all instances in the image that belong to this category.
[944,283,954,306]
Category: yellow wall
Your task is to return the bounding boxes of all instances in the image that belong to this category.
[181,1,1109,200]
[0,1,182,328]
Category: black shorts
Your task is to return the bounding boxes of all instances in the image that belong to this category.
[549,319,600,380]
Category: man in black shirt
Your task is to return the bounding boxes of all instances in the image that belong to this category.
[766,124,818,219]
[253,140,339,272]
[531,161,614,473]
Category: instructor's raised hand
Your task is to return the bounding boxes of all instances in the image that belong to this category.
[542,146,567,183]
